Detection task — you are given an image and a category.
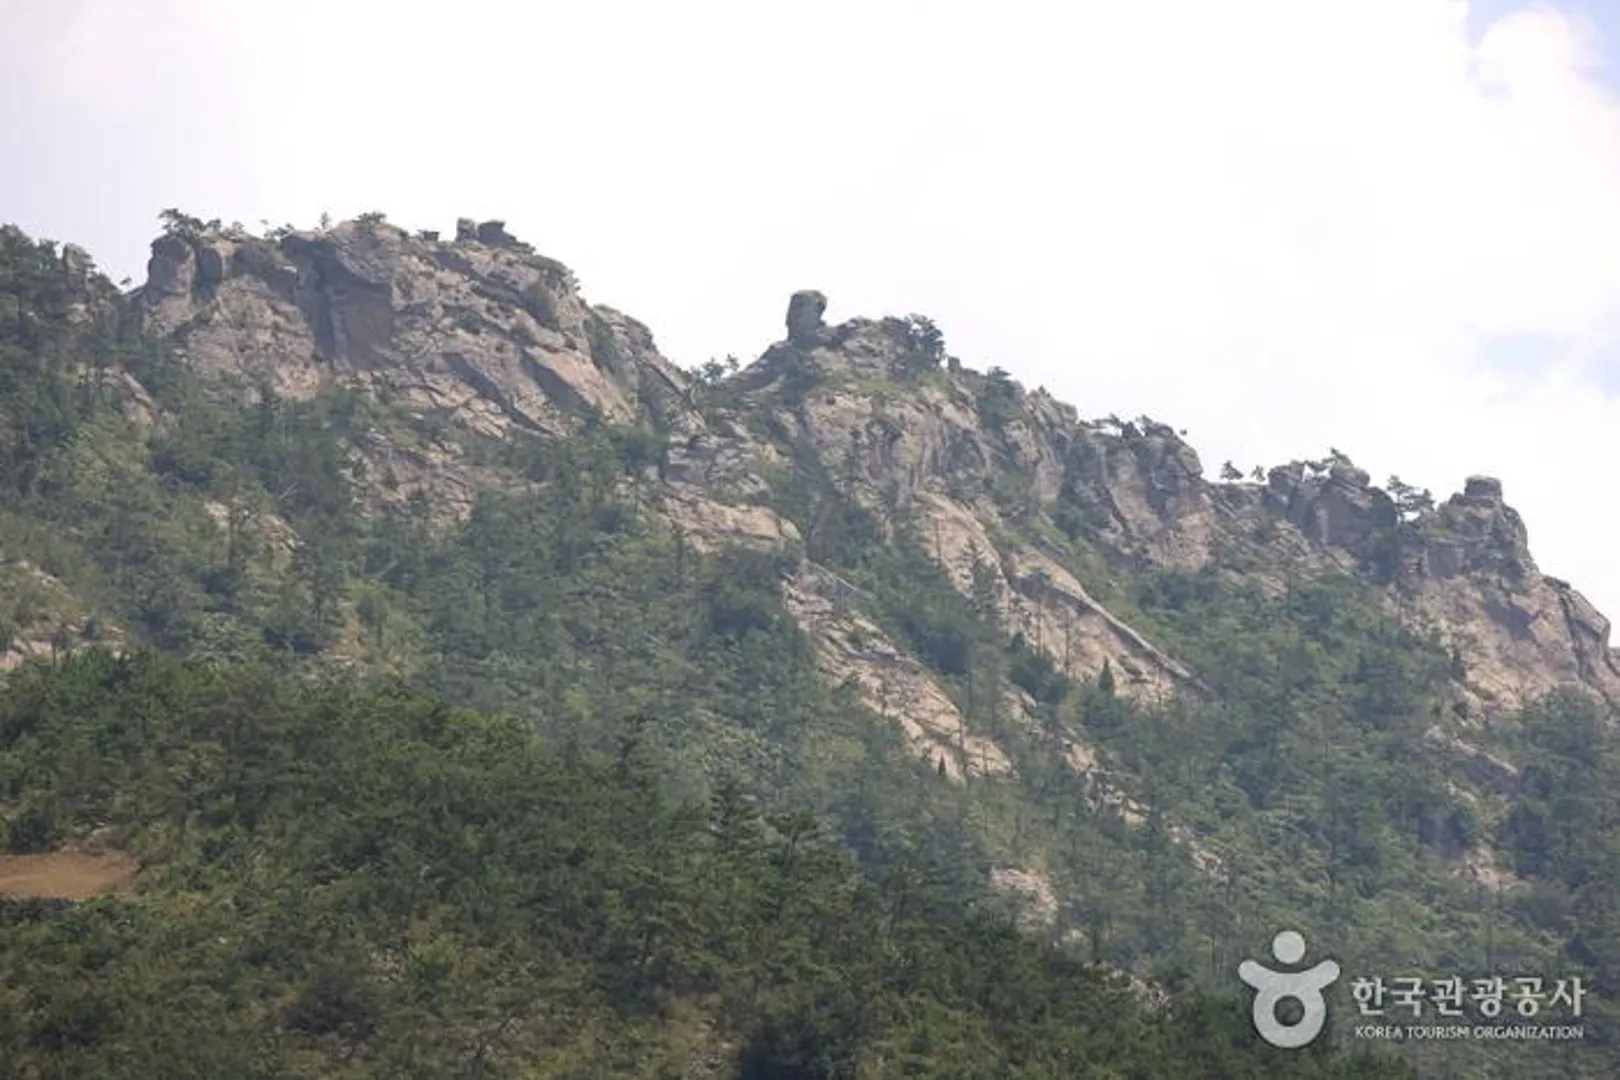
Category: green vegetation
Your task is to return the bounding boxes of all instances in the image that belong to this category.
[742,344,1620,1077]
[0,650,1416,1078]
[0,223,1612,1076]
[880,314,948,376]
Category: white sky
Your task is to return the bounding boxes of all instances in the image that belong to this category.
[4,0,1620,622]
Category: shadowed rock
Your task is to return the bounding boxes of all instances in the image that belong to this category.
[61,244,94,281]
[144,234,196,297]
[194,241,232,287]
[476,220,523,247]
[786,290,828,346]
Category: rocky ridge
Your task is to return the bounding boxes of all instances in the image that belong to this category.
[123,217,1619,806]
[133,216,797,550]
[733,290,1620,721]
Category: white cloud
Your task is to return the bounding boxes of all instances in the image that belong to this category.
[5,0,1620,620]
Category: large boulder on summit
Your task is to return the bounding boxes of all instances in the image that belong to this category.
[786,290,827,347]
[475,220,525,248]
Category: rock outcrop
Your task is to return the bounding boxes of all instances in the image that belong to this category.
[1400,478,1620,715]
[726,300,1205,703]
[724,291,1620,720]
[785,290,828,347]
[125,221,1620,733]
[1196,460,1620,716]
[135,220,693,439]
[130,218,774,547]
[783,565,1012,781]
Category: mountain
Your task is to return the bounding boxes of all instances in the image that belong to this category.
[0,211,1616,1078]
[131,212,1620,717]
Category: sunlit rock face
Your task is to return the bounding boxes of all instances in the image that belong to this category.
[132,223,1620,731]
[135,218,694,439]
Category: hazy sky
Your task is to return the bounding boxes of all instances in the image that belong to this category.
[4,1,1620,622]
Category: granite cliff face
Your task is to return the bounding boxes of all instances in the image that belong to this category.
[731,291,1620,720]
[1230,465,1620,717]
[136,217,692,438]
[133,217,796,549]
[125,217,1619,795]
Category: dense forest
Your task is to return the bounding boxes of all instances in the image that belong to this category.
[0,650,1408,1078]
[0,221,1614,1076]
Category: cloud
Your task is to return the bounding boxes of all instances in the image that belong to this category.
[5,0,1620,620]
[10,0,223,106]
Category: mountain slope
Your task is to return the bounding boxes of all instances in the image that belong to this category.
[125,212,1620,723]
[0,214,1616,1077]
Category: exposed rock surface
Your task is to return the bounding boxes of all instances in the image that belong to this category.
[100,221,1620,947]
[125,220,1618,744]
[1425,727,1521,796]
[1165,458,1620,717]
[135,219,693,439]
[0,562,119,671]
[782,565,1012,781]
[727,291,1620,721]
[1230,461,1620,715]
[988,867,1060,929]
[131,218,767,546]
[1400,479,1620,715]
[785,290,828,347]
[728,297,1201,703]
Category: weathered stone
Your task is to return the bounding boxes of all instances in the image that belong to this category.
[1426,728,1520,795]
[194,241,233,287]
[61,244,94,281]
[144,234,196,297]
[989,868,1059,929]
[786,290,827,346]
[782,564,1012,782]
[1395,478,1620,715]
[1253,459,1390,551]
[476,220,515,245]
[133,216,702,442]
[1329,461,1371,488]
[119,210,1620,727]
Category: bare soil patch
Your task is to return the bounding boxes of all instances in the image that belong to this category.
[0,849,139,900]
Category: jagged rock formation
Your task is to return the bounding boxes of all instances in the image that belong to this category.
[760,294,1618,724]
[129,218,804,551]
[1204,462,1620,715]
[124,216,1620,761]
[16,211,1620,1026]
[136,218,692,439]
[730,303,1201,706]
[1400,478,1620,715]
